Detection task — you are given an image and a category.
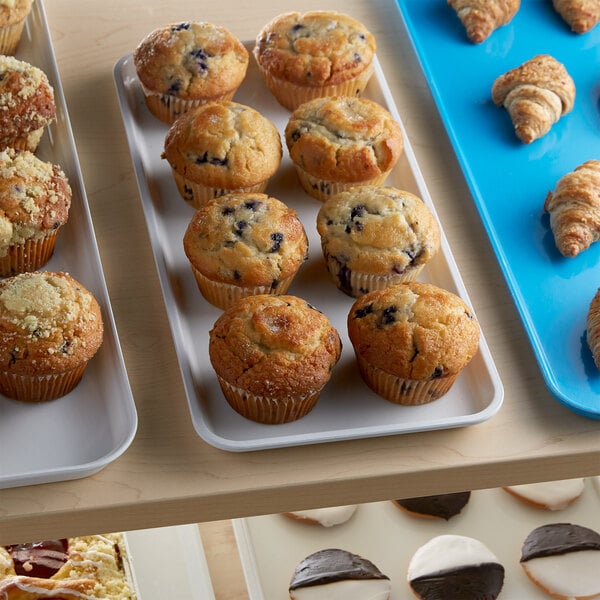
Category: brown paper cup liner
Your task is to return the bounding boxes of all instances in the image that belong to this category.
[355,354,458,405]
[0,231,59,277]
[294,164,390,202]
[257,63,374,111]
[322,249,423,297]
[140,82,238,124]
[0,363,88,402]
[171,169,269,209]
[216,376,321,424]
[0,19,27,55]
[191,266,296,310]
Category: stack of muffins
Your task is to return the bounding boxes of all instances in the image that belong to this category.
[0,1,105,403]
[132,11,481,424]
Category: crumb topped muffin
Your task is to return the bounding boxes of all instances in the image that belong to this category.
[209,294,342,423]
[317,186,440,296]
[184,192,308,309]
[162,100,282,208]
[254,11,376,110]
[0,55,56,152]
[0,148,71,275]
[134,21,249,123]
[0,0,34,55]
[285,96,403,201]
[0,271,104,401]
[347,282,480,405]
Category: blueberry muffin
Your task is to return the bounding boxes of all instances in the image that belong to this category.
[0,0,34,55]
[208,294,342,424]
[0,148,71,276]
[162,100,282,208]
[254,11,376,111]
[133,21,249,123]
[0,271,104,402]
[0,55,56,152]
[316,186,440,297]
[285,96,403,201]
[183,192,308,309]
[347,282,480,405]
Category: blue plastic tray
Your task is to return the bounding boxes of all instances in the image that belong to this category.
[396,0,600,418]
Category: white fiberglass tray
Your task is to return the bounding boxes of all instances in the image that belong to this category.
[0,1,137,488]
[234,479,600,599]
[125,525,215,600]
[113,44,502,452]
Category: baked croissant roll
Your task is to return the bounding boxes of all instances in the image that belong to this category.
[544,160,600,257]
[588,288,600,369]
[491,54,575,144]
[448,0,520,43]
[552,0,600,33]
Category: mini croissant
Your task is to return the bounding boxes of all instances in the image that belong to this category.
[552,0,600,34]
[448,0,520,43]
[492,54,575,144]
[587,288,600,369]
[544,160,600,257]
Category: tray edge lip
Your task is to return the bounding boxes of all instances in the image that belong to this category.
[112,49,504,452]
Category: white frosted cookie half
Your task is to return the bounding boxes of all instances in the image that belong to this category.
[503,478,585,510]
[407,534,504,600]
[520,523,600,600]
[289,548,390,600]
[283,505,358,527]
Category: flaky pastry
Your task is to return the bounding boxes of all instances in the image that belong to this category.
[492,54,575,144]
[448,0,520,43]
[552,0,600,33]
[545,160,600,257]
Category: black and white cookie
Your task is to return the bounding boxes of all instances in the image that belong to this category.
[393,491,471,521]
[289,548,391,599]
[407,534,504,600]
[520,523,600,599]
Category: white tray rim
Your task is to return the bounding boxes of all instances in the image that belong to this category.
[0,0,137,489]
[113,47,503,452]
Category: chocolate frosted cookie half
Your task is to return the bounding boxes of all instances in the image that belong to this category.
[289,548,390,599]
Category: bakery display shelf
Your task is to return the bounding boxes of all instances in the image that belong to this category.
[112,44,503,452]
[395,0,600,418]
[125,524,215,600]
[233,479,600,599]
[0,1,137,489]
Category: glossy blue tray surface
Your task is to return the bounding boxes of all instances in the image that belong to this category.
[396,0,600,418]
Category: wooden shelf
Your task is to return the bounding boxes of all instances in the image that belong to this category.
[1,0,599,546]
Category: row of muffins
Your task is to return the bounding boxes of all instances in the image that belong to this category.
[131,13,482,423]
[0,6,105,403]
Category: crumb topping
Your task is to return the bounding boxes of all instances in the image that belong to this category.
[0,148,71,255]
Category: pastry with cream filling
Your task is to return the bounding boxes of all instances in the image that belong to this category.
[0,534,136,599]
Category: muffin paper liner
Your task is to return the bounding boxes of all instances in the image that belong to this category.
[216,376,322,424]
[171,169,269,209]
[191,266,296,310]
[294,164,390,202]
[257,62,374,112]
[0,19,27,55]
[0,362,88,403]
[322,249,422,297]
[0,230,59,277]
[139,81,238,124]
[355,354,458,405]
